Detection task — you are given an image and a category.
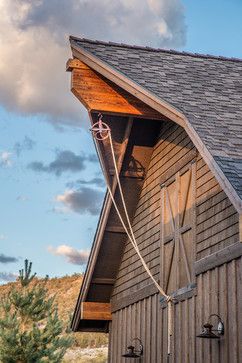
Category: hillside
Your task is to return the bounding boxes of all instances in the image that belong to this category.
[0,274,108,362]
[0,274,82,323]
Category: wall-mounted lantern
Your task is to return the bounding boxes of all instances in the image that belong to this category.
[122,338,143,359]
[196,314,224,339]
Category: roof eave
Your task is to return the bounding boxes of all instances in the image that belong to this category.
[70,39,242,215]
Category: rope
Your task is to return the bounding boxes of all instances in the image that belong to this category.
[91,116,173,356]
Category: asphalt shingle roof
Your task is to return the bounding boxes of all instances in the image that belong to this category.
[70,37,242,202]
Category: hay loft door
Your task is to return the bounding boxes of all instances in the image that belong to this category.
[160,162,196,295]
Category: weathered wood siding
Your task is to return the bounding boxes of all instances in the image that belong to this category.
[109,256,242,362]
[111,122,196,302]
[111,122,239,303]
[196,155,239,259]
[109,121,241,362]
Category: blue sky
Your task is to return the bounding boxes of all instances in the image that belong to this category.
[0,0,241,282]
[183,0,242,58]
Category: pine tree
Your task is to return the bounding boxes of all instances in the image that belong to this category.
[0,260,73,363]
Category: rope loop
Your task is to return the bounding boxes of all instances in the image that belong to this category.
[90,114,110,140]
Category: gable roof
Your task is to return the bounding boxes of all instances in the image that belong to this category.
[70,36,242,213]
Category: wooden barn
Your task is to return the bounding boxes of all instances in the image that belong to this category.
[67,37,242,362]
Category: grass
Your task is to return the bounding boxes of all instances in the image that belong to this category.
[63,347,108,363]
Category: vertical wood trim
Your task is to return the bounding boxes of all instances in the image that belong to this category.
[157,296,162,362]
[166,188,176,231]
[117,311,121,363]
[227,260,238,362]
[151,295,157,363]
[175,302,181,363]
[190,296,196,362]
[117,116,134,171]
[179,234,192,283]
[141,300,146,362]
[176,172,180,290]
[239,213,242,242]
[237,258,242,362]
[146,297,151,361]
[203,271,211,363]
[113,313,117,363]
[108,322,112,363]
[160,186,165,290]
[136,300,141,359]
[184,300,189,363]
[219,263,228,363]
[211,267,219,362]
[191,161,196,282]
[180,168,192,226]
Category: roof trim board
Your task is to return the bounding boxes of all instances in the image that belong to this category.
[70,40,242,214]
[71,115,133,331]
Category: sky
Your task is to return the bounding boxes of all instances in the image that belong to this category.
[0,0,242,283]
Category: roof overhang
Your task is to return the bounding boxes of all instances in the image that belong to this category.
[70,37,242,215]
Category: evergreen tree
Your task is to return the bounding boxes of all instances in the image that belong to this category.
[0,260,73,363]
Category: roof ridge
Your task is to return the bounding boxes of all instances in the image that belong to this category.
[70,35,242,63]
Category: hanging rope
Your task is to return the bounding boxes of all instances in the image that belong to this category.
[90,114,173,356]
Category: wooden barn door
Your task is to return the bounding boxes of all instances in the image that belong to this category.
[160,162,196,295]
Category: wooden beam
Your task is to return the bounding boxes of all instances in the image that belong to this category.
[109,169,145,179]
[81,302,112,321]
[111,284,157,312]
[105,225,125,233]
[69,59,161,119]
[91,278,116,285]
[195,241,242,275]
[66,58,85,71]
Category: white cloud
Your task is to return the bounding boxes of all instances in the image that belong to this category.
[0,272,17,283]
[55,186,104,215]
[0,234,6,240]
[0,151,12,167]
[28,150,97,176]
[48,244,89,265]
[0,0,186,126]
[16,195,29,202]
[0,254,18,264]
[14,136,35,156]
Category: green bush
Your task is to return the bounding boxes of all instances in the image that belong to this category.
[0,260,73,363]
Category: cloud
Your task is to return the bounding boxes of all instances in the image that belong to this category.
[55,186,104,215]
[0,234,7,240]
[66,177,105,189]
[0,272,17,283]
[0,0,186,126]
[0,151,12,167]
[16,195,29,202]
[28,150,97,176]
[14,136,36,157]
[48,244,89,265]
[0,254,18,264]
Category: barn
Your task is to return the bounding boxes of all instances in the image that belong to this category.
[67,36,242,362]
